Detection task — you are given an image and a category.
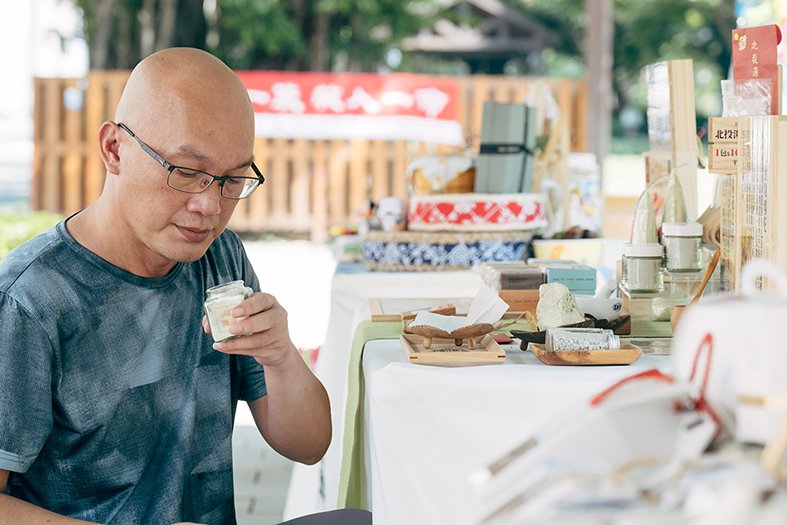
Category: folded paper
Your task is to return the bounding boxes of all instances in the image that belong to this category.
[409,285,509,333]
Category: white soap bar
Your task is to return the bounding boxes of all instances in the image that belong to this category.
[536,282,584,330]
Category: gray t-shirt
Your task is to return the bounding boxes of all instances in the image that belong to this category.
[0,220,267,524]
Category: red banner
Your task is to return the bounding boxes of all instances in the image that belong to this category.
[236,71,463,145]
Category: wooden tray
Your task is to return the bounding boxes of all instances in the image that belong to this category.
[528,342,642,366]
[401,334,505,366]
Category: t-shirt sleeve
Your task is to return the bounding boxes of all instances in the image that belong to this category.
[237,237,261,294]
[233,235,266,401]
[238,356,267,402]
[0,293,54,473]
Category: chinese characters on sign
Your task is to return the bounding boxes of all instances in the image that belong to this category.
[731,24,782,114]
[708,117,751,174]
[236,71,463,145]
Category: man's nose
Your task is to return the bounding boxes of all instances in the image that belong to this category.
[186,181,223,215]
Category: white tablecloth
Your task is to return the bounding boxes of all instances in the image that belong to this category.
[283,267,484,518]
[362,339,671,525]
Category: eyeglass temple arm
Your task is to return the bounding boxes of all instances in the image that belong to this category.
[117,123,172,171]
[251,162,265,184]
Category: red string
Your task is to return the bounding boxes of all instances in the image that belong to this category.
[686,333,722,430]
[688,333,713,397]
[589,369,675,406]
[588,333,722,442]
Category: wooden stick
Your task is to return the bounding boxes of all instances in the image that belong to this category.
[690,249,721,304]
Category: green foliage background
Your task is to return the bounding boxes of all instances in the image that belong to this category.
[0,212,62,260]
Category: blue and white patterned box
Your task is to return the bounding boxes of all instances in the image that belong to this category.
[362,231,533,271]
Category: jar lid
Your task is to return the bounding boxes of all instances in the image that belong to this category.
[662,222,703,236]
[206,280,246,294]
[624,243,664,257]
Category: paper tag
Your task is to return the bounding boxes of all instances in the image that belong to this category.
[674,410,718,460]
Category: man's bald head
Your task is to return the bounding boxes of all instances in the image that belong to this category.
[115,48,254,146]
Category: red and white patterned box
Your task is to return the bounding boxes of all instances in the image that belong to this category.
[407,193,548,231]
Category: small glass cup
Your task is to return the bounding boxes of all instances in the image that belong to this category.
[662,222,703,273]
[204,280,254,342]
[621,243,664,293]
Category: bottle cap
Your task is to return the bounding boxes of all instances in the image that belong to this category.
[662,222,703,237]
[623,243,664,257]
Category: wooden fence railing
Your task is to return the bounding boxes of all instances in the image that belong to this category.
[33,72,587,242]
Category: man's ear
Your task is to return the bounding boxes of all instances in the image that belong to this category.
[98,121,122,175]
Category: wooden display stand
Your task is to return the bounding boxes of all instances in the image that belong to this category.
[645,59,698,219]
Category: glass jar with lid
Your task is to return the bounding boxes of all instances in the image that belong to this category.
[204,280,254,342]
[545,327,620,351]
[622,243,664,293]
[662,222,703,273]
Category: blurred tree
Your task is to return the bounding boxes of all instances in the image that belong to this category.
[74,0,208,69]
[213,0,427,71]
[516,0,735,119]
[72,0,427,71]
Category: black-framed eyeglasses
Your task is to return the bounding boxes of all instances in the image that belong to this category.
[117,122,265,200]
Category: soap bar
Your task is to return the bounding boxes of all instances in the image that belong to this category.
[536,282,585,330]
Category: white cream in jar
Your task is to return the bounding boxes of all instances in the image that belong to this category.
[204,280,254,342]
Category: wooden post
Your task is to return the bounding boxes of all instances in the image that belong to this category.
[42,79,62,212]
[62,79,83,215]
[310,140,328,243]
[584,0,614,163]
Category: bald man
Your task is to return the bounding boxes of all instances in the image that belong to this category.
[0,49,361,525]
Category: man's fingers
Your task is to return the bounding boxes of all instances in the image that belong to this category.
[212,332,270,354]
[232,292,276,318]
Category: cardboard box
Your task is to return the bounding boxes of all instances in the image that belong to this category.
[498,289,539,313]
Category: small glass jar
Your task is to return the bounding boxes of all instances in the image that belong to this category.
[662,222,703,273]
[204,280,254,342]
[545,327,620,351]
[622,243,664,293]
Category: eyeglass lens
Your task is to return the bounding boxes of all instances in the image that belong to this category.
[168,168,259,199]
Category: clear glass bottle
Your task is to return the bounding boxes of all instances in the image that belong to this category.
[545,327,620,351]
[204,280,254,342]
[662,222,703,273]
[622,243,664,293]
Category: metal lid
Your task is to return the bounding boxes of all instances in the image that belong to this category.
[662,222,703,237]
[623,243,664,257]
